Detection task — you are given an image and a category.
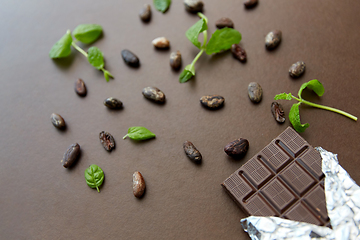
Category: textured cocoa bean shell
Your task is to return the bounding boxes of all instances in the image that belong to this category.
[183,141,202,163]
[224,138,249,158]
[99,131,116,151]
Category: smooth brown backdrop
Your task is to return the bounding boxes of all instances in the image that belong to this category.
[1,1,359,239]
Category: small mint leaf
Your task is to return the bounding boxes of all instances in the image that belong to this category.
[179,69,194,83]
[87,46,104,70]
[49,30,73,59]
[298,79,325,99]
[186,18,207,48]
[274,93,292,100]
[153,0,171,13]
[124,127,156,141]
[73,24,102,44]
[205,28,241,55]
[289,103,309,133]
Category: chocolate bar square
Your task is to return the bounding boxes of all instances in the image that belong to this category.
[222,127,330,226]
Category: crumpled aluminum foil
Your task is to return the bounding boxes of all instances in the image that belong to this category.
[240,147,360,240]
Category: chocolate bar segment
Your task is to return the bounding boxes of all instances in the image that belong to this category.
[222,127,330,226]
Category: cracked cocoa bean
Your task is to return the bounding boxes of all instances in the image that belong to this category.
[133,171,146,198]
[183,141,202,163]
[99,131,115,151]
[289,61,306,78]
[271,102,285,123]
[224,138,249,158]
[200,95,225,109]
[62,143,80,168]
[265,30,282,50]
[231,44,247,62]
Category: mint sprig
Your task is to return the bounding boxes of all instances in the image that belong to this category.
[275,79,357,132]
[49,24,114,82]
[179,13,241,83]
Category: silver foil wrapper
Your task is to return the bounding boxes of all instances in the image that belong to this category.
[240,147,360,240]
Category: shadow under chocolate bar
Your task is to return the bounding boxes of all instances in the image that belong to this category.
[222,127,330,227]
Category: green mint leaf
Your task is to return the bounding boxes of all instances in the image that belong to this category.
[84,164,104,193]
[73,24,102,44]
[205,28,241,55]
[274,93,292,100]
[153,0,171,13]
[87,46,104,70]
[49,30,73,58]
[186,18,207,48]
[298,79,325,99]
[179,70,194,83]
[123,127,156,141]
[289,102,309,133]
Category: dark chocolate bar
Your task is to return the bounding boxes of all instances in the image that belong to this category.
[222,127,330,226]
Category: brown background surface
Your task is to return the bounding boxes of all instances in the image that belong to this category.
[1,0,359,239]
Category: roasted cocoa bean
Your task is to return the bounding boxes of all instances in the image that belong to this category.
[139,4,151,22]
[75,78,87,96]
[184,0,204,13]
[265,30,282,50]
[224,138,249,158]
[231,44,247,62]
[244,0,258,8]
[215,18,234,29]
[271,102,285,123]
[289,61,306,78]
[183,141,202,163]
[62,143,80,168]
[51,113,66,129]
[142,87,166,103]
[121,49,140,67]
[99,131,116,151]
[170,51,182,70]
[200,95,225,109]
[104,97,123,109]
[133,171,146,198]
[152,37,170,49]
[248,82,263,103]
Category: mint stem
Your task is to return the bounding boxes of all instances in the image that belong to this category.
[96,186,100,192]
[123,134,128,139]
[291,96,357,121]
[190,49,204,68]
[71,41,88,57]
[71,42,114,80]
